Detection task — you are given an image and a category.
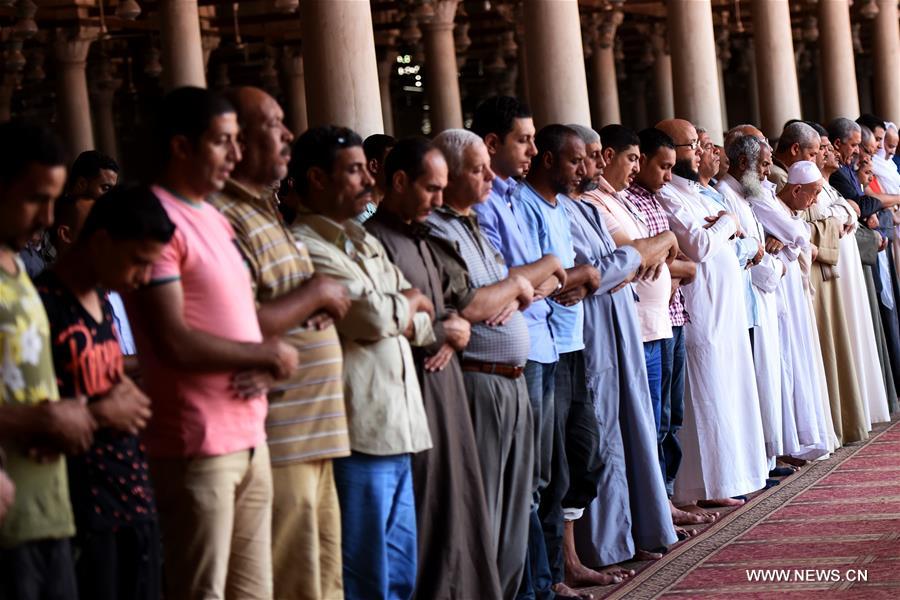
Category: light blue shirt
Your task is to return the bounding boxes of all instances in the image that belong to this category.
[108,291,136,355]
[473,176,557,363]
[516,184,584,354]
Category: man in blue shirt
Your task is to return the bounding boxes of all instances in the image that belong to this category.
[521,125,614,598]
[472,98,568,599]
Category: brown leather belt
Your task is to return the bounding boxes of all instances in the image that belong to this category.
[461,360,524,379]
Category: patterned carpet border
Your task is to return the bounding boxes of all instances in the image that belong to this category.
[602,419,898,600]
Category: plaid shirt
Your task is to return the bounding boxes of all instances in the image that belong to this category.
[624,182,689,326]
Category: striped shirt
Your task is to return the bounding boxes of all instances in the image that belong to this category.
[625,182,689,327]
[210,180,350,465]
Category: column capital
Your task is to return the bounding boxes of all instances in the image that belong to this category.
[89,57,121,95]
[422,0,459,32]
[201,32,221,67]
[649,22,670,57]
[281,46,303,76]
[376,46,399,79]
[53,27,100,65]
[596,11,624,49]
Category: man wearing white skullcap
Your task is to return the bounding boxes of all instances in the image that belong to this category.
[747,161,835,461]
[769,162,838,457]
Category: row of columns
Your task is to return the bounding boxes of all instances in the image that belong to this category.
[48,0,900,160]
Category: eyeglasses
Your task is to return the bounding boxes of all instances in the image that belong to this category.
[674,140,700,150]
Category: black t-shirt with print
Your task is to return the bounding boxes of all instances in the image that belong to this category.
[35,270,156,532]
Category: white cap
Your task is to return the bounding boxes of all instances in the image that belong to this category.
[786,160,821,185]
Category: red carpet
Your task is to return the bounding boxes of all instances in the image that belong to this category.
[587,419,900,599]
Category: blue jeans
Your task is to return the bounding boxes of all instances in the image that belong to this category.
[659,326,685,497]
[333,452,417,600]
[644,340,664,434]
[520,360,557,600]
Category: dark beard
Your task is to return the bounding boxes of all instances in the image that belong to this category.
[672,159,699,182]
[578,177,599,194]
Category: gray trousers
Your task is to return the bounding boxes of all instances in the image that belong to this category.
[463,371,534,600]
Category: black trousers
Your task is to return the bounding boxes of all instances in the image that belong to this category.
[0,538,77,600]
[73,520,162,600]
[539,350,601,584]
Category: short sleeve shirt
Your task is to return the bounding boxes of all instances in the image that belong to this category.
[0,257,74,548]
[125,186,267,458]
[211,181,350,466]
[516,186,584,353]
[473,178,557,363]
[36,271,155,532]
[427,206,531,366]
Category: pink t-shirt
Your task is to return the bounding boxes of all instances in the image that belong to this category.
[128,186,267,458]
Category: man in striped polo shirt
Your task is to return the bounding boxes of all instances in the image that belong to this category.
[212,87,352,600]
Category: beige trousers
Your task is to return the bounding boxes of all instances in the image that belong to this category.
[149,446,273,600]
[272,459,343,600]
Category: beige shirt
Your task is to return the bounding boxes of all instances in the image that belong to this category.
[292,207,433,456]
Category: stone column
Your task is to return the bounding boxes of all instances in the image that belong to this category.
[91,84,120,160]
[281,48,308,136]
[589,12,622,128]
[0,78,14,123]
[630,74,650,131]
[650,25,674,122]
[55,30,97,156]
[516,29,530,104]
[376,47,398,136]
[872,0,900,123]
[716,58,729,134]
[300,0,383,137]
[522,0,591,126]
[751,0,802,138]
[667,0,724,142]
[422,0,462,133]
[159,0,206,89]
[817,0,859,120]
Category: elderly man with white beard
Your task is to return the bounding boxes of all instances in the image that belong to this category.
[653,118,769,511]
[750,160,834,460]
[715,135,785,473]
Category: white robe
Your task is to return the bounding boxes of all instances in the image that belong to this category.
[716,175,784,459]
[818,183,887,427]
[749,189,832,460]
[657,175,768,503]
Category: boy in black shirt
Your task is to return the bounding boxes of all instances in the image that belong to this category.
[36,186,174,600]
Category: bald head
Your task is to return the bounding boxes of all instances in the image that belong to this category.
[227,86,294,188]
[657,119,701,180]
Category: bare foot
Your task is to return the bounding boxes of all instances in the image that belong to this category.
[672,502,718,524]
[552,582,595,599]
[601,565,636,580]
[634,549,663,561]
[697,497,745,508]
[675,525,697,539]
[779,456,807,468]
[564,520,626,587]
[564,561,624,587]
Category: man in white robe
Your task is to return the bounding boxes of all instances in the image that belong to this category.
[753,162,832,460]
[716,135,785,469]
[814,130,885,437]
[655,119,769,506]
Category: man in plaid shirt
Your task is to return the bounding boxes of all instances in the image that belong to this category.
[623,128,704,533]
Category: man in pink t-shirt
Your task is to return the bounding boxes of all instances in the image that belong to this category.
[126,87,298,599]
